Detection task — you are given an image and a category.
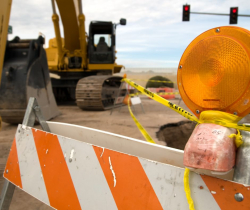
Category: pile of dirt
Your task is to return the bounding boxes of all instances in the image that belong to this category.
[156,121,196,150]
[146,76,174,88]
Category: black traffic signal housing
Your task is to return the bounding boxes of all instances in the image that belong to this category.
[183,5,190,21]
[230,7,238,24]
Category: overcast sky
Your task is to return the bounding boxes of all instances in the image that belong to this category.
[8,0,250,68]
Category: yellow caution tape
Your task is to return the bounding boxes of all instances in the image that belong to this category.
[122,78,199,123]
[129,91,179,97]
[199,110,241,123]
[199,110,250,132]
[130,79,176,83]
[129,92,141,97]
[229,129,243,148]
[122,78,250,133]
[127,97,156,144]
[184,168,195,210]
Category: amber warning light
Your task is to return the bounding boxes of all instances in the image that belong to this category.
[178,26,250,118]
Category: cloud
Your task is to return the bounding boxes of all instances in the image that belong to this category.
[8,0,250,68]
[118,47,147,52]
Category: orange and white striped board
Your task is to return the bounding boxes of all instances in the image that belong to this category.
[3,122,250,210]
[147,87,175,99]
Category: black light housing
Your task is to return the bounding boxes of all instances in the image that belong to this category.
[183,5,190,21]
[230,7,238,24]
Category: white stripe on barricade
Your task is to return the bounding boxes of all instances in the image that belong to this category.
[139,158,219,210]
[57,135,118,210]
[15,125,50,206]
[46,121,234,180]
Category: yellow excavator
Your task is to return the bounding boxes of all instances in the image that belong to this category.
[0,0,127,123]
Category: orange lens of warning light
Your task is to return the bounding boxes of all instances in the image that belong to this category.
[178,26,250,117]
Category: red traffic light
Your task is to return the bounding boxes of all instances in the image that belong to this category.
[230,7,238,24]
[183,5,190,21]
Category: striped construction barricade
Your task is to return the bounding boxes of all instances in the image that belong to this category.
[147,87,176,99]
[3,122,250,210]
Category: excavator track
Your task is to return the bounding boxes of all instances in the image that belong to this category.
[76,75,127,110]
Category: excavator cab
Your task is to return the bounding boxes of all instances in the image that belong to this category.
[88,19,126,64]
[88,21,115,64]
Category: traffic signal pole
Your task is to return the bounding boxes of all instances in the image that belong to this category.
[190,12,250,17]
[182,5,250,24]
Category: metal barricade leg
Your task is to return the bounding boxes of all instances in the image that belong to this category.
[0,181,15,210]
[110,82,125,115]
[0,97,50,210]
[140,103,145,114]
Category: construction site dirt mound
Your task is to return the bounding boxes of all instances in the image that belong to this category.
[156,121,196,150]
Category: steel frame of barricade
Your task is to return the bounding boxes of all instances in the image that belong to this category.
[0,98,50,210]
[110,81,144,115]
[110,81,126,115]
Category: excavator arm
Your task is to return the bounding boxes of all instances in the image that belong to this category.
[0,0,13,128]
[50,0,87,69]
[0,0,12,85]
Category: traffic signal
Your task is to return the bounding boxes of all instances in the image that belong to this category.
[230,7,238,24]
[183,5,190,21]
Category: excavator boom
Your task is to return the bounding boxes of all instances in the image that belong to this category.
[50,0,87,68]
[0,0,12,127]
[0,0,12,85]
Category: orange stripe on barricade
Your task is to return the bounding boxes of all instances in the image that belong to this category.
[32,129,81,210]
[201,174,250,209]
[4,138,22,189]
[93,146,163,210]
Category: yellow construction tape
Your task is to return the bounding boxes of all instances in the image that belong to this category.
[127,97,156,144]
[122,78,250,133]
[129,91,179,97]
[129,92,141,97]
[122,78,200,123]
[130,79,176,83]
[200,111,243,147]
[229,129,243,148]
[184,168,195,210]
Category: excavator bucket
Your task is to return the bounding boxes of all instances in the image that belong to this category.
[0,36,60,123]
